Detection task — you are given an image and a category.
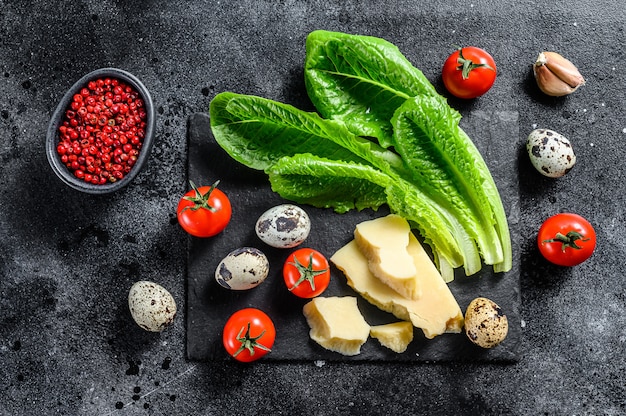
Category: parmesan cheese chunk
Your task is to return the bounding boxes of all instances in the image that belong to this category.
[302,296,370,356]
[354,214,420,300]
[330,238,464,339]
[370,321,414,353]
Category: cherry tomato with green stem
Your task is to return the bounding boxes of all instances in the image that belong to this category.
[177,180,232,237]
[442,46,497,99]
[537,213,596,266]
[222,308,275,362]
[283,248,331,298]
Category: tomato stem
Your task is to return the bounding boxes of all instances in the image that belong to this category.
[543,231,589,252]
[233,322,271,357]
[181,180,220,213]
[457,48,495,79]
[287,253,328,291]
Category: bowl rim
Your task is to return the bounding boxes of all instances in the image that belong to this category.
[46,67,156,194]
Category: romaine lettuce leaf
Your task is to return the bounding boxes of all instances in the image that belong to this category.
[210,92,405,174]
[209,92,368,170]
[304,30,442,148]
[391,96,502,273]
[267,154,390,213]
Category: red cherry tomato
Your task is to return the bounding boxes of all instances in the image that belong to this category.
[176,180,232,237]
[442,46,497,99]
[222,308,275,362]
[283,248,330,298]
[537,213,596,266]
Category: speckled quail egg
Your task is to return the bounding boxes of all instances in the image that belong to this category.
[526,128,576,178]
[215,247,270,290]
[128,281,177,332]
[255,204,311,249]
[464,297,508,349]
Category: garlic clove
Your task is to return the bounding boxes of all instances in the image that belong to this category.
[533,63,579,96]
[541,52,586,88]
[533,51,585,96]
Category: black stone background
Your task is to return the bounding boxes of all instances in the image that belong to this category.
[1,1,625,415]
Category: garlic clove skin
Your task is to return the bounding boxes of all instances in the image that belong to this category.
[533,51,585,96]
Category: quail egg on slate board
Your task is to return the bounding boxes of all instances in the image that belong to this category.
[128,281,177,332]
[255,204,311,248]
[215,247,270,290]
[526,128,576,178]
[464,297,508,348]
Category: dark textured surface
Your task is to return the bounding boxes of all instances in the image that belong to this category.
[186,110,521,362]
[1,1,625,414]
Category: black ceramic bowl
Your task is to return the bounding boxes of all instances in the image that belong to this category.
[46,68,156,194]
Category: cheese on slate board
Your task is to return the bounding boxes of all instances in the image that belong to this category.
[303,296,371,356]
[331,237,464,339]
[354,214,421,300]
[370,321,415,353]
[186,111,521,362]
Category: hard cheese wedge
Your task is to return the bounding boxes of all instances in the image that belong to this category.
[302,296,370,356]
[370,321,414,353]
[331,237,464,339]
[354,214,421,300]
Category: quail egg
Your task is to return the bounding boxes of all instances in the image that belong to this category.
[128,281,177,332]
[526,128,576,178]
[255,204,311,249]
[464,297,508,349]
[215,247,270,290]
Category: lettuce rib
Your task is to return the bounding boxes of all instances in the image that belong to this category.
[457,128,512,272]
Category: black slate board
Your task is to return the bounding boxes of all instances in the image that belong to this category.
[186,110,521,362]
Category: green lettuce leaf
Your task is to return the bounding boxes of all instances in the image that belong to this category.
[209,92,367,170]
[391,97,501,274]
[304,30,441,148]
[210,92,406,174]
[267,154,389,213]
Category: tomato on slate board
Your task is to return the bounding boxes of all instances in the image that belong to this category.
[537,213,596,266]
[283,248,331,298]
[176,180,232,238]
[222,308,275,362]
[442,46,497,99]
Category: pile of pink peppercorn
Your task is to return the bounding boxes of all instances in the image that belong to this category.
[56,77,147,185]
